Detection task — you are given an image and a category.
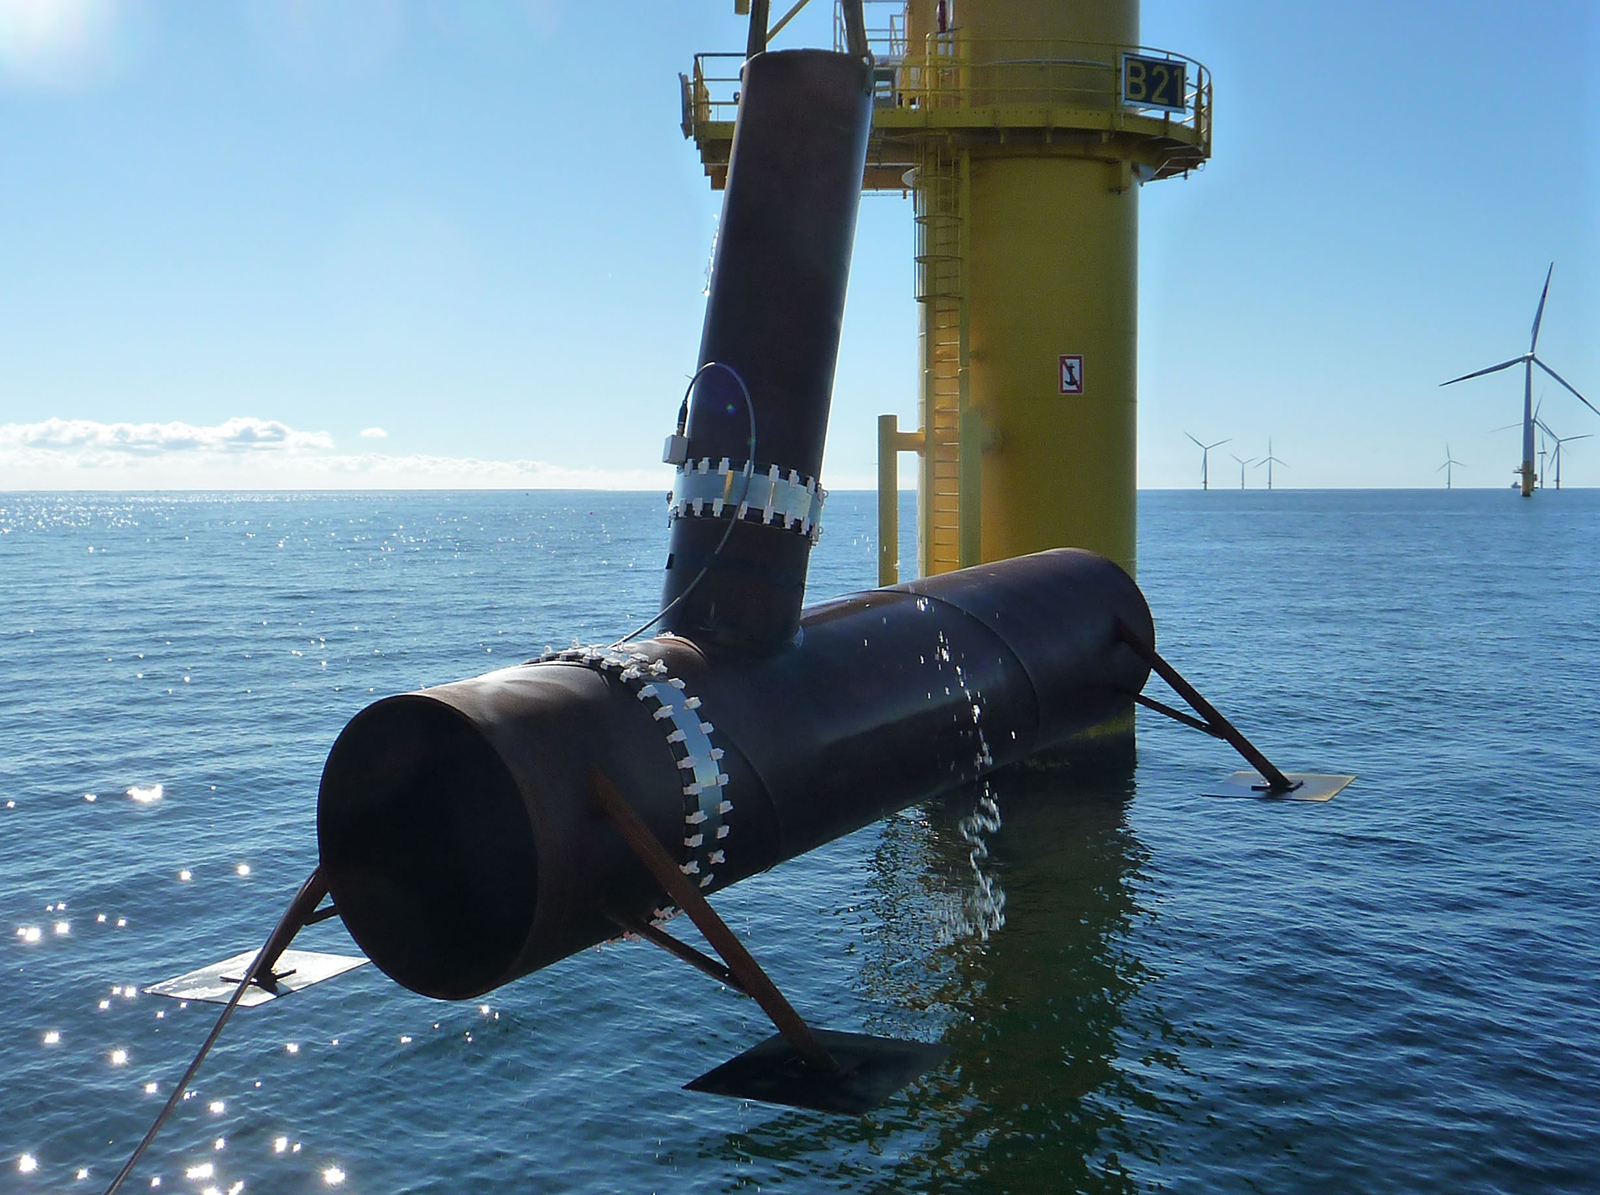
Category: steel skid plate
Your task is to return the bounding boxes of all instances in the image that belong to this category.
[1204,771,1356,802]
[685,1029,950,1115]
[143,949,367,1007]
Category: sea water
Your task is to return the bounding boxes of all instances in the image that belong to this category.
[2,489,1597,1193]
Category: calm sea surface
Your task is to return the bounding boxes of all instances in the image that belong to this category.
[3,489,1597,1194]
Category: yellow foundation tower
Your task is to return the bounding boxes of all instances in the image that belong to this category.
[683,1,1211,582]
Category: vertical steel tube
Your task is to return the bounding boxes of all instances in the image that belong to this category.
[659,49,874,654]
[878,413,899,586]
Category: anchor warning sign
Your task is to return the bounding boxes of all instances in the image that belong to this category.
[1058,355,1084,395]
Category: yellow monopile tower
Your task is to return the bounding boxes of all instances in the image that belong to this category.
[683,1,1211,582]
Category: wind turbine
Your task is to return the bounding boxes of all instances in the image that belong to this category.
[1229,452,1255,489]
[1185,433,1230,490]
[1254,439,1287,490]
[1436,444,1466,489]
[1534,399,1550,487]
[1441,263,1597,497]
[1535,418,1592,490]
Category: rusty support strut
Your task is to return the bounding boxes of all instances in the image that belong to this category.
[1116,619,1301,794]
[589,769,838,1074]
[102,869,328,1195]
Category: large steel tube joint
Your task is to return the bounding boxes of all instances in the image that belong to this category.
[660,47,875,655]
[316,549,1152,1002]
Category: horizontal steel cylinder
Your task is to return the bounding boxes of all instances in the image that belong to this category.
[317,548,1153,1000]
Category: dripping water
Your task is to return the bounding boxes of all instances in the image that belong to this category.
[927,622,1006,943]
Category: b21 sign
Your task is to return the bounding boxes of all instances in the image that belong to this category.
[1121,53,1187,113]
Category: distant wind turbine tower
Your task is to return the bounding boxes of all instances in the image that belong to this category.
[1185,433,1230,490]
[1255,439,1286,490]
[1534,401,1549,487]
[1535,419,1592,490]
[1441,263,1597,497]
[1229,452,1255,490]
[1437,445,1466,489]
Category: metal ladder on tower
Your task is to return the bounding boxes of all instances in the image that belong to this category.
[913,143,972,576]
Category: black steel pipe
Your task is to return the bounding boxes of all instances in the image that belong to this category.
[317,548,1152,1001]
[659,48,874,655]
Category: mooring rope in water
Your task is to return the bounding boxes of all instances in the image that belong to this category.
[101,869,326,1195]
[613,361,758,647]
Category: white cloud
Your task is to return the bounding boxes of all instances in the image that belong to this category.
[358,426,388,438]
[0,416,672,490]
[0,416,333,455]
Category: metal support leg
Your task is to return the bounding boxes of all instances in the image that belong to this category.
[241,869,329,993]
[605,910,745,995]
[589,769,838,1074]
[1116,619,1301,794]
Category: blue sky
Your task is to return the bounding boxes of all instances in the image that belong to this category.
[0,1,1594,490]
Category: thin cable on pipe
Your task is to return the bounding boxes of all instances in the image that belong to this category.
[613,361,758,647]
[101,869,325,1195]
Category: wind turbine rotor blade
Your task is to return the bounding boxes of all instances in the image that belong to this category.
[1185,432,1205,449]
[1532,358,1600,417]
[1436,460,1449,472]
[1442,357,1525,386]
[1530,262,1554,351]
[1489,420,1523,433]
[1207,438,1231,451]
[1566,433,1594,444]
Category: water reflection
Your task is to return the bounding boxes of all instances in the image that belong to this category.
[717,744,1198,1193]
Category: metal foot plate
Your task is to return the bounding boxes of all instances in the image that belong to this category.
[685,1029,950,1115]
[1204,771,1356,802]
[143,949,367,1007]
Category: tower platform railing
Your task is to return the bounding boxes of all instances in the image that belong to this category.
[684,37,1211,189]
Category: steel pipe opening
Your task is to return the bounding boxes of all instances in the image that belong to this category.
[318,697,538,1000]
